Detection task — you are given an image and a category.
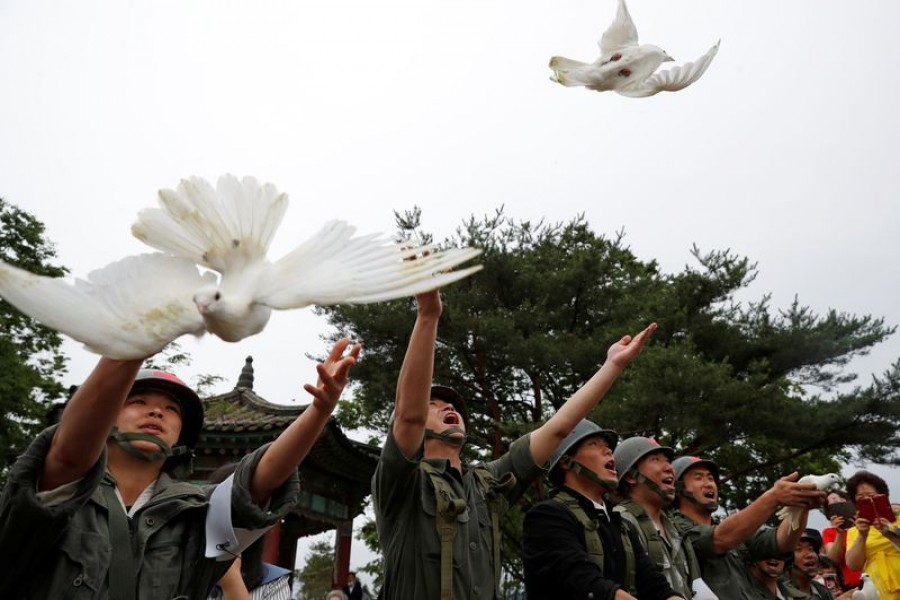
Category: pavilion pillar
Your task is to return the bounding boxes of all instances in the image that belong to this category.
[333,519,353,588]
[262,520,283,565]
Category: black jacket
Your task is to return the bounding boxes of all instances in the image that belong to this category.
[523,487,681,600]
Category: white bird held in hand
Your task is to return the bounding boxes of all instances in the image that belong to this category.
[852,574,877,600]
[0,175,482,359]
[775,473,842,531]
[548,0,720,97]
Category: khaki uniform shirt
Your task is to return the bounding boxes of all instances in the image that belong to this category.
[373,430,543,600]
[673,512,781,600]
[0,425,300,599]
[615,500,700,598]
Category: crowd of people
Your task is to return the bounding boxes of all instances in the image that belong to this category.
[1,287,898,599]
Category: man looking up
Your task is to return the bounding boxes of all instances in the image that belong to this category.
[613,437,702,598]
[373,290,656,600]
[0,339,359,599]
[523,420,683,600]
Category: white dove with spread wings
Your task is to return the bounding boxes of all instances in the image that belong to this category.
[549,0,720,97]
[0,175,482,359]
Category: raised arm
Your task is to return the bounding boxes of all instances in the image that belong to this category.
[845,519,869,571]
[710,473,821,554]
[40,357,144,491]
[392,290,442,459]
[249,338,360,504]
[528,323,656,467]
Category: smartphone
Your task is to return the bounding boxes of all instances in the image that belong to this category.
[856,494,894,523]
[824,501,856,529]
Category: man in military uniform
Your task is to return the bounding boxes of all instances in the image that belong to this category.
[783,529,834,599]
[372,290,656,600]
[748,557,806,599]
[612,437,703,598]
[669,455,826,600]
[523,420,683,600]
[0,339,359,599]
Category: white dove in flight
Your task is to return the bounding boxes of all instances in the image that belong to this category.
[775,473,842,531]
[0,174,482,359]
[548,0,720,97]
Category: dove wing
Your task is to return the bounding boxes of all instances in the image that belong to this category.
[618,40,720,98]
[0,254,212,359]
[599,0,639,56]
[257,220,482,309]
[132,174,288,274]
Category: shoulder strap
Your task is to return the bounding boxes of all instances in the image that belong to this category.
[552,490,605,568]
[421,462,467,600]
[616,503,668,564]
[472,466,517,595]
[554,492,637,593]
[100,478,137,600]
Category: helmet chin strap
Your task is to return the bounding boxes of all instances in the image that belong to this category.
[630,469,676,505]
[566,458,618,492]
[676,482,719,513]
[425,427,467,448]
[109,427,189,462]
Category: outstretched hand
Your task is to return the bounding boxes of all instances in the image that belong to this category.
[606,323,657,369]
[304,337,361,412]
[770,472,826,508]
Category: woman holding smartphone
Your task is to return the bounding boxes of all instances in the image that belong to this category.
[822,489,862,592]
[845,470,900,599]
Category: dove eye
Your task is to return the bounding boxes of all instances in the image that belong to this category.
[214,292,221,301]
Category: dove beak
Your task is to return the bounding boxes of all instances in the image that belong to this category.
[665,54,675,62]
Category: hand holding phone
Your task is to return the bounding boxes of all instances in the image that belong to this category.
[825,501,856,529]
[856,494,894,523]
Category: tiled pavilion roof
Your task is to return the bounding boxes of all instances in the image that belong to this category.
[191,356,380,540]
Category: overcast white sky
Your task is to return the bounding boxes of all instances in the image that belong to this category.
[2,0,899,573]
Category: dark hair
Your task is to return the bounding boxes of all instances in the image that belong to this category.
[846,470,889,500]
[208,462,266,590]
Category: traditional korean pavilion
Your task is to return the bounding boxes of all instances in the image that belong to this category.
[189,356,380,584]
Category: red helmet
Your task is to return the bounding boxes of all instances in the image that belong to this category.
[130,369,204,450]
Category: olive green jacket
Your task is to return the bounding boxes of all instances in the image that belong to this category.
[373,431,544,600]
[0,426,300,599]
[672,512,782,600]
[614,500,701,599]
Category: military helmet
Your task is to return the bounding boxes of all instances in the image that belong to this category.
[130,369,204,449]
[672,455,720,484]
[547,419,619,475]
[613,436,674,484]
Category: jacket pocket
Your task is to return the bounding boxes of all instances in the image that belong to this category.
[55,526,107,598]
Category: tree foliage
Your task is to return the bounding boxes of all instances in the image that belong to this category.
[0,199,68,482]
[319,207,900,585]
[297,538,337,600]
